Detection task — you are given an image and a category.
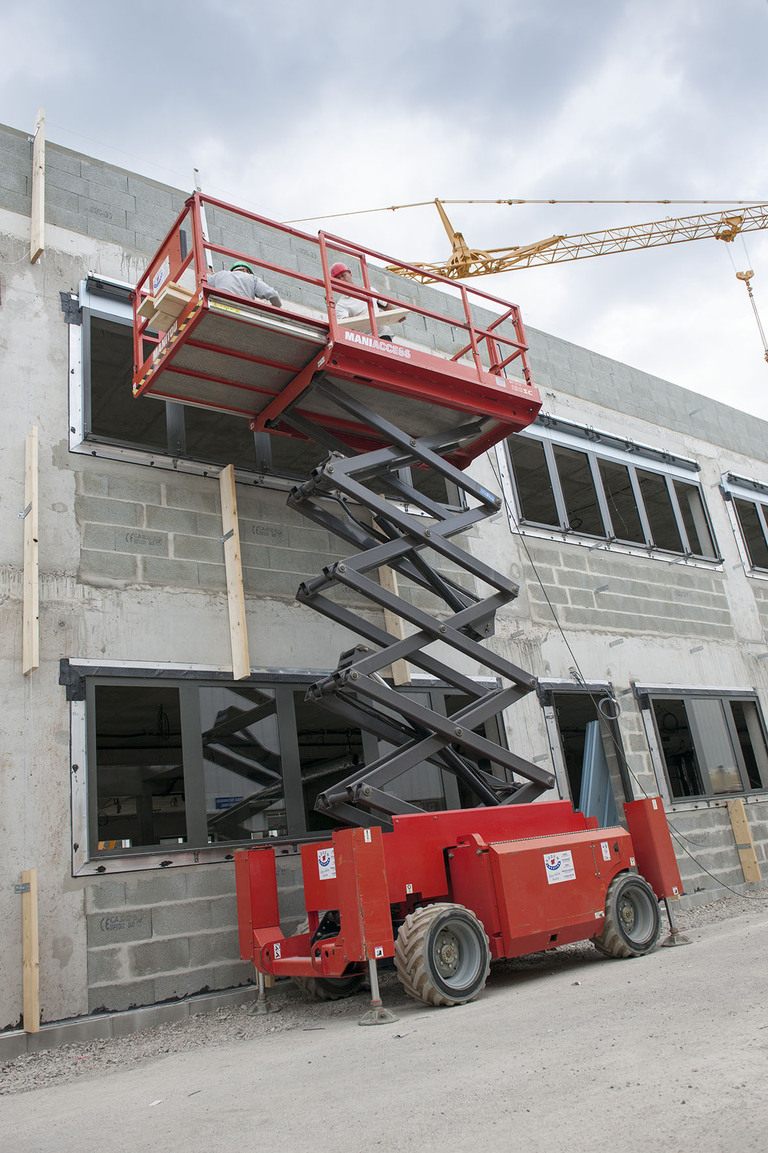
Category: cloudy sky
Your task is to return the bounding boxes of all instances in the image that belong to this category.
[3,0,768,417]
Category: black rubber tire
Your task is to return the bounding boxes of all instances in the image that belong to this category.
[594,873,662,958]
[394,903,491,1007]
[292,974,366,1001]
[290,918,365,1001]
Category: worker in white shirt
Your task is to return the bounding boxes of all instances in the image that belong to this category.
[208,263,282,308]
[331,261,396,340]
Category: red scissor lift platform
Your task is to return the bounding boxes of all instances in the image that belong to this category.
[132,198,684,1018]
[131,192,540,465]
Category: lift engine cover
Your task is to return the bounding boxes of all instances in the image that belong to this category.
[485,827,635,958]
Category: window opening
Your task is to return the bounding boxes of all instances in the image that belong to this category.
[674,481,716,558]
[636,470,683,552]
[505,427,719,562]
[549,691,628,825]
[598,459,646,544]
[75,280,328,482]
[552,445,605,536]
[293,692,365,834]
[649,693,768,800]
[93,684,185,850]
[200,686,286,842]
[506,436,559,526]
[734,497,768,569]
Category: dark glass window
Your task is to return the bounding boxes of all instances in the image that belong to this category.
[507,436,559,526]
[734,498,768,569]
[552,446,605,536]
[506,431,718,561]
[674,481,716,558]
[636,470,683,552]
[651,695,768,800]
[598,460,645,544]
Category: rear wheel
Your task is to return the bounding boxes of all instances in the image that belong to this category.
[594,873,661,958]
[291,918,366,1001]
[395,903,491,1007]
[292,974,366,1001]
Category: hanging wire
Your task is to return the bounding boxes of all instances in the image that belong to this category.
[725,236,768,362]
[486,449,768,899]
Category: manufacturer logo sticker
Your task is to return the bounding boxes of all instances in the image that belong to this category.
[317,847,336,880]
[544,849,576,884]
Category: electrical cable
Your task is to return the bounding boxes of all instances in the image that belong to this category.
[486,448,768,900]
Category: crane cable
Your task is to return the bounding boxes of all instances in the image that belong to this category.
[719,234,765,359]
[283,198,763,226]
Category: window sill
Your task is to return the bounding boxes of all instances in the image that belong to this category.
[669,793,768,814]
[74,839,310,877]
[514,523,724,571]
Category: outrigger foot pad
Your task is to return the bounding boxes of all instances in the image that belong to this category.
[359,1003,398,1026]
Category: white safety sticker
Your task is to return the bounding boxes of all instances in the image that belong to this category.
[273,942,281,959]
[405,883,413,895]
[317,846,336,880]
[629,857,636,867]
[375,946,384,958]
[544,850,576,884]
[364,829,372,842]
[652,798,658,809]
[152,255,170,297]
[600,841,611,862]
[594,910,605,919]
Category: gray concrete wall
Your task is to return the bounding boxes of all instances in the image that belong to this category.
[1,121,768,1031]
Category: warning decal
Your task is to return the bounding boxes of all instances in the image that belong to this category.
[544,849,576,885]
[317,846,336,880]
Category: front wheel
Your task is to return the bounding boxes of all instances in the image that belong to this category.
[594,873,661,958]
[395,903,491,1007]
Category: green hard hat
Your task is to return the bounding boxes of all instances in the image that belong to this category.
[230,262,253,274]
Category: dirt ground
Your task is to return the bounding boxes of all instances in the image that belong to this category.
[1,887,767,1153]
[1,886,764,1097]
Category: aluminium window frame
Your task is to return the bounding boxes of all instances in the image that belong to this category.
[69,277,310,490]
[634,682,768,809]
[67,658,501,876]
[721,471,768,578]
[497,420,722,567]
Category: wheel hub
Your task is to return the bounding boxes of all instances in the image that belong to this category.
[435,930,459,976]
[619,899,636,931]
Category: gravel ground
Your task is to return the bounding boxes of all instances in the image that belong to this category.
[2,884,767,1097]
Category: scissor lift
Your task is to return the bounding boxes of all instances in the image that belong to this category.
[132,193,548,822]
[134,198,684,1017]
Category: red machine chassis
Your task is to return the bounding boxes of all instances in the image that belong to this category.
[236,798,682,983]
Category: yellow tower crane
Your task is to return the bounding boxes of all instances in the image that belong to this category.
[384,198,768,281]
[379,199,768,361]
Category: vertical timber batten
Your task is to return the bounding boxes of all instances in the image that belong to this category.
[30,108,45,265]
[22,427,39,675]
[727,798,762,883]
[22,869,40,1033]
[219,464,250,680]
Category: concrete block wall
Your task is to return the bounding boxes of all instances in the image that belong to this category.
[664,800,768,900]
[75,458,358,600]
[83,856,305,1013]
[518,537,734,642]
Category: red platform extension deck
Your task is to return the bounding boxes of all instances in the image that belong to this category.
[132,194,541,466]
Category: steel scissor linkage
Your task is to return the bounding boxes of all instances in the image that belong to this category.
[286,379,554,825]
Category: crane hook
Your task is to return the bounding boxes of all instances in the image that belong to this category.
[736,270,768,363]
